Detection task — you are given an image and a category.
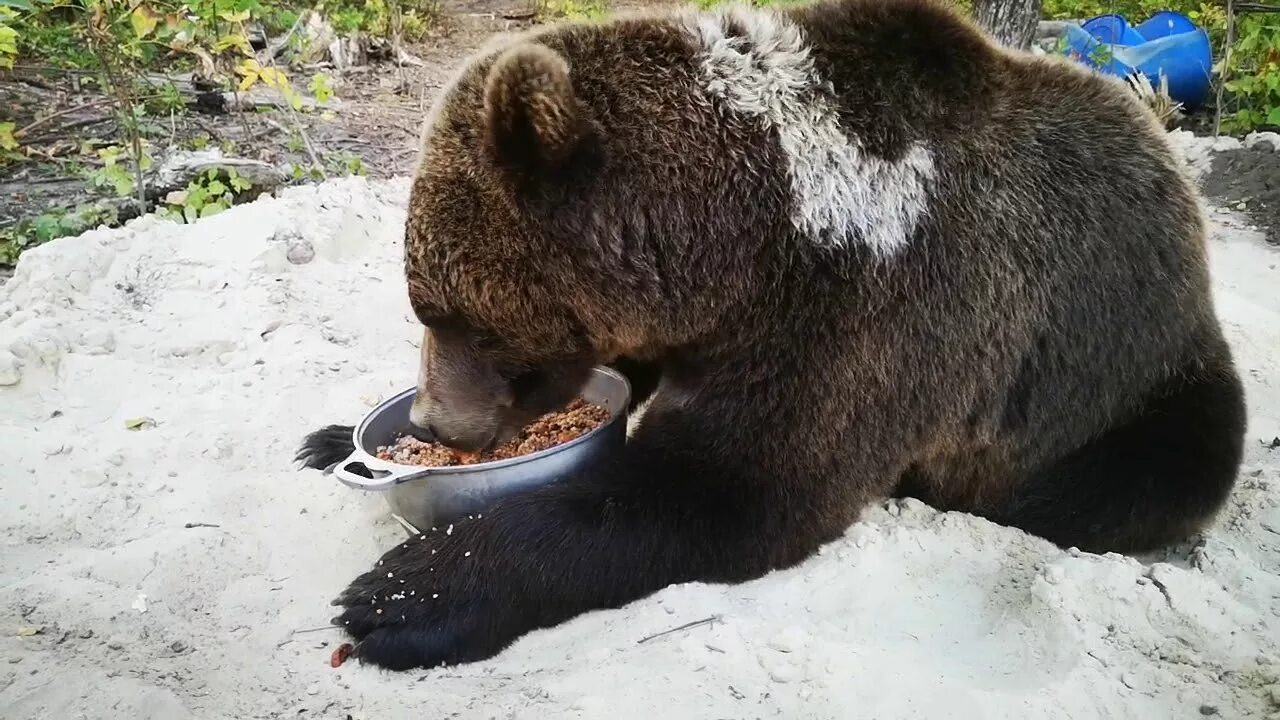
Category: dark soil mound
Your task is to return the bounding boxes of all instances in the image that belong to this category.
[1202,145,1280,246]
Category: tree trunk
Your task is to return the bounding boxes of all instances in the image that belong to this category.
[972,0,1043,51]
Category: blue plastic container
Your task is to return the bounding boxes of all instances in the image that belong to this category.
[1081,14,1145,45]
[1063,11,1214,109]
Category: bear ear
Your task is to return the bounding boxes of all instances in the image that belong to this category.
[483,43,589,179]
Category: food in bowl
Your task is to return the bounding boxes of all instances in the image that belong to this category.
[375,397,610,467]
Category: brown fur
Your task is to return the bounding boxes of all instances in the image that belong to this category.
[297,0,1246,670]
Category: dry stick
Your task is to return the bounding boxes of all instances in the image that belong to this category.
[1215,0,1237,138]
[291,625,339,635]
[88,35,147,214]
[637,615,720,644]
[391,513,422,536]
[261,100,324,176]
[23,116,115,145]
[14,98,117,138]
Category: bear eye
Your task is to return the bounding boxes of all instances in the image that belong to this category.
[509,368,545,396]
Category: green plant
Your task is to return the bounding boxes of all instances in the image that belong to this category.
[309,72,334,103]
[538,0,605,21]
[87,143,154,197]
[325,149,365,176]
[0,3,21,69]
[0,122,17,151]
[148,80,188,114]
[0,204,120,266]
[1219,14,1280,132]
[159,166,254,222]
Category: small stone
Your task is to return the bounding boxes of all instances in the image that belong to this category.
[170,640,187,653]
[1199,705,1218,716]
[286,239,316,265]
[1245,130,1280,152]
[306,683,320,696]
[1044,565,1066,584]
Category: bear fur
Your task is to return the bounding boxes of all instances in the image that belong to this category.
[296,0,1247,670]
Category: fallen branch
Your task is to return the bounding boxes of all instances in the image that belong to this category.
[637,615,720,644]
[395,46,425,68]
[22,117,116,146]
[14,99,117,139]
[291,625,338,635]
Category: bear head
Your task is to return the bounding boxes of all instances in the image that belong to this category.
[402,17,795,451]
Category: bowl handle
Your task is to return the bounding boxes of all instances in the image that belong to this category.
[333,450,429,491]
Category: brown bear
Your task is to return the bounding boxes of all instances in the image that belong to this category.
[296,0,1246,670]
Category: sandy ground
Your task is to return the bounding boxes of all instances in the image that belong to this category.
[1,133,1279,719]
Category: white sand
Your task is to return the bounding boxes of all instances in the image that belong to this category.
[2,138,1279,719]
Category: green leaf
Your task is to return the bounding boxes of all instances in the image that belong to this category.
[111,174,133,198]
[32,214,62,242]
[0,27,17,68]
[0,122,16,151]
[204,179,227,196]
[124,417,155,430]
[1264,106,1280,127]
[0,0,34,10]
[130,5,160,38]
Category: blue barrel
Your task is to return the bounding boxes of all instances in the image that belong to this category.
[1081,14,1145,45]
[1062,11,1214,109]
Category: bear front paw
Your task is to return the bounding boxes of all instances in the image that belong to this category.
[332,517,519,670]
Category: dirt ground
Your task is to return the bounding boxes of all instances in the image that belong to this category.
[0,1,520,227]
[1203,144,1280,246]
[0,0,677,260]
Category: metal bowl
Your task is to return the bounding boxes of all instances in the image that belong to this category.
[333,366,630,530]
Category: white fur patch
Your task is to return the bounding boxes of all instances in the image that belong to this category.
[679,6,935,257]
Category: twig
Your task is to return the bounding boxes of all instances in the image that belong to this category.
[1215,0,1237,138]
[263,110,324,176]
[14,99,117,138]
[391,513,422,536]
[637,615,720,644]
[261,11,307,63]
[23,117,115,146]
[88,38,147,214]
[291,625,338,635]
[183,522,221,529]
